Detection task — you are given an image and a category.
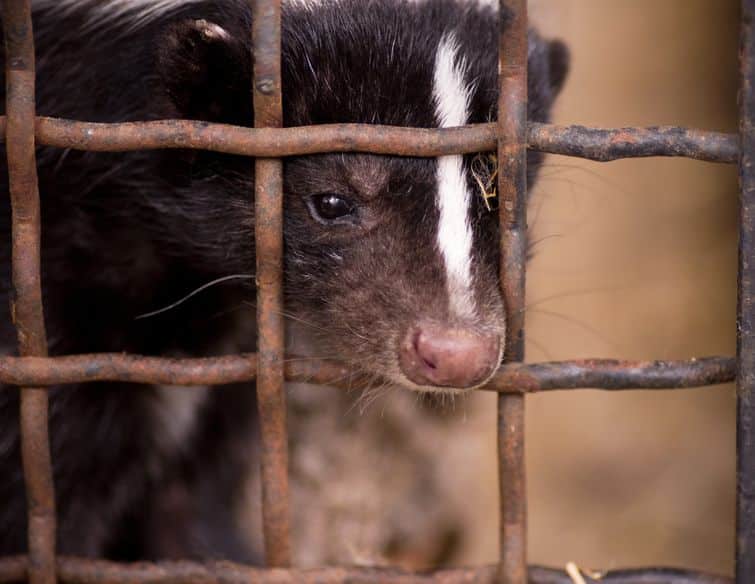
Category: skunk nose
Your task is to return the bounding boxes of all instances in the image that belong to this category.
[399,322,501,389]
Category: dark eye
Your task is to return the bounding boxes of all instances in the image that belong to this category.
[307,193,357,224]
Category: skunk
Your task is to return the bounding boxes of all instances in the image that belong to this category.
[0,0,568,562]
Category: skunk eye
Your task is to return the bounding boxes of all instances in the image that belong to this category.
[307,193,357,223]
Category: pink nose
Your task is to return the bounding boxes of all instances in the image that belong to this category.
[399,322,501,389]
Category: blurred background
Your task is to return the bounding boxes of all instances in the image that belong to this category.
[247,0,741,576]
[473,0,740,574]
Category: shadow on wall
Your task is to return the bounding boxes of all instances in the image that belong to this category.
[463,0,740,575]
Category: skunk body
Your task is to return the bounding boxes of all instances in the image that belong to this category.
[0,0,567,561]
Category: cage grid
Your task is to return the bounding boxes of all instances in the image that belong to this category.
[0,0,751,582]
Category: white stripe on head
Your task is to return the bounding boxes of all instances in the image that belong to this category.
[433,34,476,320]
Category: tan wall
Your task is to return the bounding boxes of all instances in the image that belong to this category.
[463,0,741,575]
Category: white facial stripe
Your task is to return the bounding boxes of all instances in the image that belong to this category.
[433,34,476,320]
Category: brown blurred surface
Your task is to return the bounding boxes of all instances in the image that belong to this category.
[462,0,740,575]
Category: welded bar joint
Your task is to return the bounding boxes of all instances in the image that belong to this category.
[737,0,755,581]
[497,1,528,583]
[252,0,291,568]
[2,2,56,584]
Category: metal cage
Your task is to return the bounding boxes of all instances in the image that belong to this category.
[0,0,751,582]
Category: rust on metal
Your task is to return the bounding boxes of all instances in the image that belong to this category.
[487,357,735,393]
[0,354,734,391]
[0,116,738,162]
[497,1,528,583]
[737,0,755,580]
[2,2,57,584]
[252,0,291,568]
[0,556,734,584]
[0,353,346,387]
[528,123,739,163]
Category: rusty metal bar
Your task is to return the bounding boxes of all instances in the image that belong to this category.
[2,2,56,584]
[497,1,528,582]
[489,357,735,392]
[0,354,734,392]
[252,0,291,568]
[0,556,733,584]
[0,116,736,162]
[737,0,755,581]
[527,123,739,163]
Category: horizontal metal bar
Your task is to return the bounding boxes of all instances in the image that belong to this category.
[0,117,736,163]
[528,124,739,163]
[0,353,347,387]
[0,354,734,391]
[0,556,732,584]
[500,357,735,391]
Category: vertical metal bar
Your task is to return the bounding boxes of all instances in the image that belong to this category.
[2,1,56,584]
[252,0,291,568]
[737,0,755,581]
[497,0,528,583]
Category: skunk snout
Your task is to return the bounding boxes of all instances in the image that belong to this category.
[398,322,501,390]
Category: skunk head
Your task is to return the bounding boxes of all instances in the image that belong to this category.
[157,0,569,392]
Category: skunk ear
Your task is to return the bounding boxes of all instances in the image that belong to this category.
[525,31,570,123]
[547,39,570,97]
[156,19,253,124]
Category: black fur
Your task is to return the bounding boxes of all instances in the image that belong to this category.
[0,0,567,561]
